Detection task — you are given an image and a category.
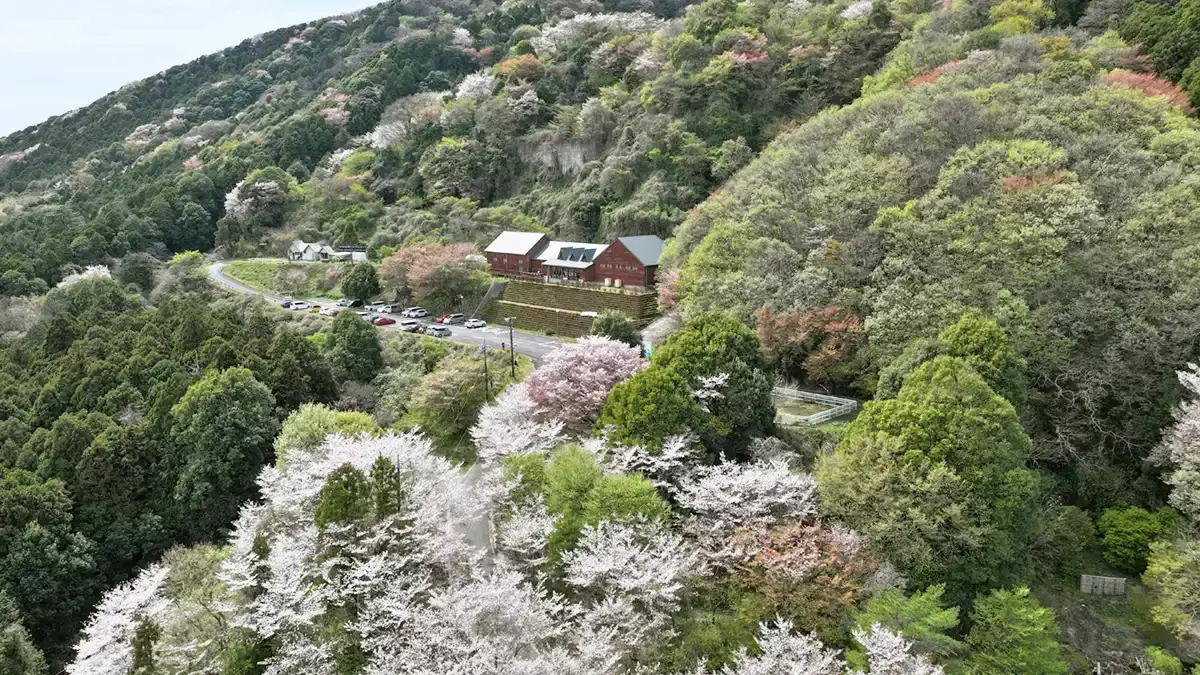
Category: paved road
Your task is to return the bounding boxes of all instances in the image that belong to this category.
[208,261,565,362]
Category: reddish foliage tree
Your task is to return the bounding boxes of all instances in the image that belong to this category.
[382,242,482,302]
[1102,70,1195,113]
[755,307,862,382]
[909,60,966,87]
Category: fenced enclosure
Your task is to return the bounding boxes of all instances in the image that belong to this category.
[773,386,858,425]
[1080,575,1127,595]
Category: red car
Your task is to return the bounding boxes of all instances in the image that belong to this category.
[372,316,397,326]
[435,312,453,323]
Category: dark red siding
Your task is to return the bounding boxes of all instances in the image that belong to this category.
[593,240,650,287]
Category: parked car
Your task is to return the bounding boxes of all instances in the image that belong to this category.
[402,307,428,318]
[399,319,421,332]
[434,313,452,323]
[336,299,350,307]
[443,313,465,325]
[347,299,364,308]
[464,318,486,329]
[290,301,311,311]
[320,307,341,317]
[280,298,294,309]
[308,305,322,312]
[373,316,396,326]
[380,305,400,314]
[426,325,451,338]
[368,300,386,309]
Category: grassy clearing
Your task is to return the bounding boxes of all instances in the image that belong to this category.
[776,400,831,418]
[225,260,345,299]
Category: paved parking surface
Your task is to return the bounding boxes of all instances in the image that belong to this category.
[208,262,564,362]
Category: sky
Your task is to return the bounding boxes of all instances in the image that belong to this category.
[0,0,377,136]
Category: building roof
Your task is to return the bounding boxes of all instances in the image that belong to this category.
[615,235,666,266]
[540,258,595,269]
[536,241,608,263]
[485,231,548,256]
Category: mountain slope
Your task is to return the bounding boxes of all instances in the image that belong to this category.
[667,0,1200,506]
[0,0,912,293]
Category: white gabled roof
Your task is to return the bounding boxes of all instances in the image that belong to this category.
[485,231,547,256]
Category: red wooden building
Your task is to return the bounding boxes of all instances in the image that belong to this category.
[484,231,665,288]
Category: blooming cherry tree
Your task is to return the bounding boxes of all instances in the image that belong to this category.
[525,336,647,424]
[67,565,172,675]
[471,385,564,463]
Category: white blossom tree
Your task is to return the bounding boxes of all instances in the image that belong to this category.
[706,621,944,675]
[1154,364,1200,520]
[57,265,112,288]
[67,565,172,675]
[456,71,496,102]
[471,385,565,463]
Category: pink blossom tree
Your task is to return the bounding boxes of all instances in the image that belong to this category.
[525,337,647,425]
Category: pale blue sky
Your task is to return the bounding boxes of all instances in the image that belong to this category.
[0,0,376,136]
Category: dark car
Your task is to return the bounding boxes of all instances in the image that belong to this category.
[347,299,364,308]
[373,316,397,326]
[280,298,293,308]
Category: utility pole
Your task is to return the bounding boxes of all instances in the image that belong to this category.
[505,317,516,377]
[481,344,491,399]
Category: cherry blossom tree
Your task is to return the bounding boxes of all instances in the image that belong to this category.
[66,564,172,675]
[471,385,564,463]
[1154,364,1200,520]
[706,621,943,675]
[525,337,647,424]
[57,265,112,288]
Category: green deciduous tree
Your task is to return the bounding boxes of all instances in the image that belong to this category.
[589,310,641,348]
[341,263,381,302]
[1097,506,1180,574]
[169,368,277,539]
[849,585,962,664]
[965,587,1068,675]
[817,356,1039,604]
[325,311,383,384]
[266,329,338,410]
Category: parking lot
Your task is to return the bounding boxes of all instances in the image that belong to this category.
[208,262,564,362]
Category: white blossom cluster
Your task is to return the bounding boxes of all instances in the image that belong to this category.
[530,13,665,57]
[69,431,695,675]
[1155,364,1200,520]
[471,385,565,463]
[67,565,171,675]
[224,179,283,222]
[693,621,942,675]
[456,71,496,102]
[57,265,113,288]
[840,0,874,20]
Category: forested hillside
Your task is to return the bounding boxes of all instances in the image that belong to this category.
[5,0,1200,671]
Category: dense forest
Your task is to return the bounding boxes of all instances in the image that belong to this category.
[5,0,1200,671]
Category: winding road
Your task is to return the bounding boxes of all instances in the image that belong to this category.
[208,261,565,363]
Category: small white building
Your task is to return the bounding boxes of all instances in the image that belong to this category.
[288,240,336,262]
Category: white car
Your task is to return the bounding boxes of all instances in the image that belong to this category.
[399,319,421,332]
[380,304,400,314]
[320,307,340,316]
[402,307,428,318]
[464,318,486,329]
[290,301,311,311]
[367,301,386,310]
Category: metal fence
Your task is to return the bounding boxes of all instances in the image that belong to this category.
[1080,575,1126,595]
[773,386,858,425]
